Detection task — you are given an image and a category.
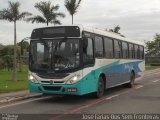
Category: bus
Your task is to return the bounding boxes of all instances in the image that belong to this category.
[28,25,145,98]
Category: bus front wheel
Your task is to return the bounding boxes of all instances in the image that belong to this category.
[94,77,105,98]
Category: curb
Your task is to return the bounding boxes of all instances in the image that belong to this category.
[0,93,42,105]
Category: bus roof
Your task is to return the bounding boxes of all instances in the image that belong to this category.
[80,25,144,46]
[32,25,144,46]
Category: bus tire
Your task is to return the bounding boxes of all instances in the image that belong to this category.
[93,76,105,98]
[125,72,135,88]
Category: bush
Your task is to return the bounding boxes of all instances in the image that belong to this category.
[0,58,5,69]
[2,55,13,71]
[148,59,160,63]
[150,63,160,66]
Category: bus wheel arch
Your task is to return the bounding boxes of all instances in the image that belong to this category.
[124,70,135,88]
[130,70,135,87]
[93,73,106,98]
[131,70,135,77]
[100,73,106,90]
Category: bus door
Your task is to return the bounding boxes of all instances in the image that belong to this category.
[82,36,96,93]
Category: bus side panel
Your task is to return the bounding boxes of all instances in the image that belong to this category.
[83,59,144,93]
[102,60,144,88]
[81,67,100,94]
[81,59,120,94]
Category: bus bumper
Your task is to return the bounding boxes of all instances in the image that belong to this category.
[28,80,83,95]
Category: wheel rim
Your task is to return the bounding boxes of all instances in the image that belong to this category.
[97,78,104,97]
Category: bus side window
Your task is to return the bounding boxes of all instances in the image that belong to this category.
[114,39,122,58]
[134,45,139,59]
[83,37,94,65]
[104,37,114,58]
[129,43,134,59]
[122,42,129,59]
[139,46,144,59]
[95,36,104,58]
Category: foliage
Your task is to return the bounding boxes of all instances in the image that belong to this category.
[2,55,14,71]
[0,45,20,71]
[0,1,31,22]
[150,63,160,66]
[148,59,160,63]
[64,0,81,24]
[145,34,160,56]
[109,25,120,33]
[17,41,29,55]
[0,58,4,69]
[107,25,125,37]
[0,1,31,81]
[27,1,65,26]
[0,45,20,57]
[0,43,3,49]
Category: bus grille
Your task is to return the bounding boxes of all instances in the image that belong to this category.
[41,81,64,84]
[43,86,61,91]
[37,73,69,79]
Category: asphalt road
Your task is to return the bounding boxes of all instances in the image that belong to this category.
[0,69,160,120]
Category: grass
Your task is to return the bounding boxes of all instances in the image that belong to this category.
[145,64,160,71]
[0,65,28,93]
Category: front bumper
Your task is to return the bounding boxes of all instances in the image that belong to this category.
[28,80,83,95]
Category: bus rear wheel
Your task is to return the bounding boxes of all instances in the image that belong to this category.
[125,72,135,88]
[94,77,105,98]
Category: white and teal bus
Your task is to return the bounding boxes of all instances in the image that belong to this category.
[28,25,145,98]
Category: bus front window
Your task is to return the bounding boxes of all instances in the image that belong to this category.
[30,39,80,72]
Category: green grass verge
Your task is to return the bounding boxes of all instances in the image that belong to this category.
[0,65,28,93]
[145,64,160,71]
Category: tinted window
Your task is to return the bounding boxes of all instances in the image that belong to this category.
[95,36,104,57]
[30,39,80,72]
[114,40,122,58]
[134,45,139,59]
[31,26,80,39]
[37,43,45,63]
[83,38,94,59]
[139,46,144,59]
[122,42,128,59]
[104,37,114,58]
[129,43,134,58]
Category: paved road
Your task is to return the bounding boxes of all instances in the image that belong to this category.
[0,69,160,120]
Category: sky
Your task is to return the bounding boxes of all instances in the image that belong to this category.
[0,0,160,45]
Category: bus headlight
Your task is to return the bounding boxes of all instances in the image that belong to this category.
[66,74,81,84]
[28,74,39,83]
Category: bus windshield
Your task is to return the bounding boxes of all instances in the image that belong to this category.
[29,39,80,72]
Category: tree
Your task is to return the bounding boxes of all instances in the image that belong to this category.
[108,25,125,37]
[145,34,160,56]
[0,1,31,80]
[64,0,82,24]
[17,41,29,55]
[109,25,121,33]
[27,1,65,26]
[17,40,29,72]
[0,43,3,49]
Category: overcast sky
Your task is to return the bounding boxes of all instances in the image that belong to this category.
[0,0,160,45]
